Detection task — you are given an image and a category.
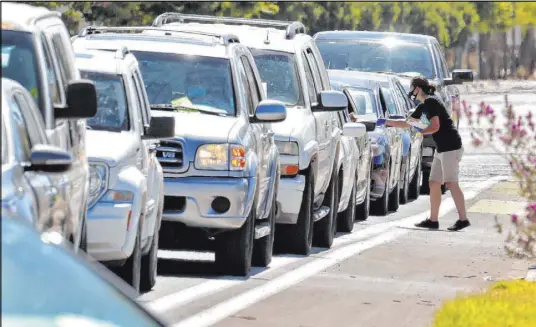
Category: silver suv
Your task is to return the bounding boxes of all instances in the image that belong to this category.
[73,26,287,276]
[1,3,97,251]
[152,14,363,254]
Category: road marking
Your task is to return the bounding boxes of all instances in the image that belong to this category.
[145,255,301,313]
[170,176,505,327]
[171,229,408,327]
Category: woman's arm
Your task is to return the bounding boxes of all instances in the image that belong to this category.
[385,119,411,128]
[420,116,440,134]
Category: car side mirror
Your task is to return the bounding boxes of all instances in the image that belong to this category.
[250,100,287,123]
[312,90,347,112]
[342,122,367,138]
[361,120,376,132]
[444,69,474,86]
[55,79,98,119]
[142,116,176,140]
[25,144,72,173]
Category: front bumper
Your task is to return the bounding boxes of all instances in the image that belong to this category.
[87,201,139,262]
[276,174,306,224]
[162,176,255,229]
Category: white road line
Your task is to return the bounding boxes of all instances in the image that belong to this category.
[146,176,504,319]
[145,256,301,313]
[172,229,408,327]
[169,176,505,327]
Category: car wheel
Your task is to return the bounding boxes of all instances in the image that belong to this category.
[215,202,255,276]
[313,165,339,248]
[116,217,142,292]
[388,164,400,212]
[141,198,163,292]
[409,154,421,200]
[337,174,356,233]
[276,168,314,255]
[373,159,390,216]
[252,194,277,267]
[356,164,371,221]
[399,156,410,204]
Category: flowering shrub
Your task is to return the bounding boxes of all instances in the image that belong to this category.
[460,96,535,259]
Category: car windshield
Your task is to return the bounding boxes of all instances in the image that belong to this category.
[316,40,436,80]
[81,71,130,132]
[1,30,41,106]
[251,49,302,106]
[132,51,235,116]
[346,87,378,117]
[1,217,162,327]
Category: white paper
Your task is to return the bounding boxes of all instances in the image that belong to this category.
[407,120,428,130]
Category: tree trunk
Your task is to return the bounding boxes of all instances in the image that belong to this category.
[519,26,536,75]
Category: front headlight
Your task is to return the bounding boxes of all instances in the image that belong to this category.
[88,163,107,206]
[275,141,299,156]
[195,144,246,171]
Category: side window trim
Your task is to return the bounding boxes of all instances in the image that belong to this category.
[39,32,65,106]
[130,74,145,132]
[133,70,150,127]
[240,56,261,110]
[300,51,317,106]
[304,48,322,94]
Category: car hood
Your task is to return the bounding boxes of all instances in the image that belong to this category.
[86,130,138,167]
[150,110,238,142]
[271,106,304,141]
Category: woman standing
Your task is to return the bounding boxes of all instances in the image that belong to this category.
[377,76,470,231]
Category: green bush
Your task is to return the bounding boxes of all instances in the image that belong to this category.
[433,280,536,327]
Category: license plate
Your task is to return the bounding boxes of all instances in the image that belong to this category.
[162,151,176,159]
[423,147,434,157]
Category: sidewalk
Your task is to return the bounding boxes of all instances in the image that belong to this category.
[220,181,531,327]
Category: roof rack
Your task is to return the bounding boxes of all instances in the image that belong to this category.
[152,13,306,40]
[77,26,240,45]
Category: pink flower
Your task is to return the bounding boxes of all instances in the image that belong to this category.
[511,214,518,223]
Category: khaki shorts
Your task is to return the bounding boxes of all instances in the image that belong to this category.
[430,147,464,183]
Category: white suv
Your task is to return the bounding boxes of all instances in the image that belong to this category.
[153,14,366,253]
[75,47,175,292]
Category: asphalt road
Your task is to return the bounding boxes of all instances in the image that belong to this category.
[137,82,533,327]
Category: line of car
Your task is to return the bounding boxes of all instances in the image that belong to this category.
[1,3,474,318]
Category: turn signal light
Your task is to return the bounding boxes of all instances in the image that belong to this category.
[282,164,299,176]
[230,145,246,170]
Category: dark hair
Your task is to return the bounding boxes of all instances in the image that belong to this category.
[411,76,436,95]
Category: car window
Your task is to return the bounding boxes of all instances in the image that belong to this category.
[131,72,146,125]
[1,217,163,327]
[240,56,261,110]
[8,97,32,161]
[301,52,318,105]
[81,71,130,132]
[395,82,413,112]
[50,31,75,84]
[305,49,322,94]
[1,30,42,106]
[347,87,378,117]
[380,87,398,116]
[133,70,150,126]
[316,39,436,80]
[2,119,8,165]
[39,33,62,106]
[14,92,48,146]
[434,43,450,78]
[236,58,255,115]
[251,49,302,106]
[132,51,235,116]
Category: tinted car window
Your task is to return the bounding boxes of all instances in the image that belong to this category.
[347,88,377,116]
[380,87,398,115]
[316,40,436,80]
[1,31,41,105]
[132,51,235,116]
[251,49,302,106]
[1,217,163,327]
[81,71,130,132]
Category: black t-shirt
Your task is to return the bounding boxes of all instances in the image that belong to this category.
[410,96,462,153]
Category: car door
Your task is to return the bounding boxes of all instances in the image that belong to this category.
[237,55,267,215]
[8,90,60,233]
[301,47,331,195]
[378,88,401,191]
[344,88,371,198]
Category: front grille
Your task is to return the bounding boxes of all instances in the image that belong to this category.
[164,196,186,211]
[156,140,184,170]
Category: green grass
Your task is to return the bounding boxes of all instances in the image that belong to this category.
[433,280,536,327]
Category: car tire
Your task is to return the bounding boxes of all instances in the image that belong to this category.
[409,154,421,200]
[399,156,410,205]
[421,170,447,195]
[337,174,357,233]
[313,166,339,248]
[215,202,255,276]
[116,217,142,293]
[388,166,400,212]
[276,168,314,255]
[252,194,276,267]
[356,164,371,221]
[373,159,390,216]
[140,198,163,292]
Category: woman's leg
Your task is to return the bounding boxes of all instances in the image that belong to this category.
[446,182,467,220]
[429,180,442,222]
[442,148,470,231]
[415,154,443,229]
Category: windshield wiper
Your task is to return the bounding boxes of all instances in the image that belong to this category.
[150,104,227,116]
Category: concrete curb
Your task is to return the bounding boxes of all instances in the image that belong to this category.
[526,265,536,281]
